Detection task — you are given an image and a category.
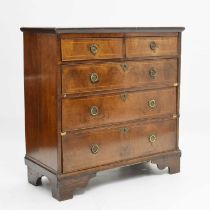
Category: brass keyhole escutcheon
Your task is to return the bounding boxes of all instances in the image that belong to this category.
[91,144,100,154]
[120,127,129,133]
[121,63,129,71]
[90,44,98,55]
[90,72,99,83]
[149,41,158,51]
[90,106,99,116]
[120,93,128,102]
[149,67,157,79]
[148,99,156,109]
[148,134,157,143]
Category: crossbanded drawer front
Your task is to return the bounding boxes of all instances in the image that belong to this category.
[62,119,177,173]
[62,59,177,94]
[62,87,176,130]
[126,37,178,58]
[61,38,123,61]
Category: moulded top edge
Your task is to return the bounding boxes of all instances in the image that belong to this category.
[20,27,185,34]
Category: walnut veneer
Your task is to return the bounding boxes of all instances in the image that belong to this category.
[21,27,184,201]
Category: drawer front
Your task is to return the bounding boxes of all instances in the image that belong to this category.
[62,59,177,94]
[126,37,178,58]
[62,119,177,173]
[61,38,123,61]
[62,88,176,130]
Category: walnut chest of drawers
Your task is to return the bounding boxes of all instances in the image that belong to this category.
[21,27,185,201]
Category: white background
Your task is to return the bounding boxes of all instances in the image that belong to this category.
[0,0,209,209]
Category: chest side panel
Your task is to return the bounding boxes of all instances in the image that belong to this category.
[24,32,59,171]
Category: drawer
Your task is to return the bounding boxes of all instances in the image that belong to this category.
[126,37,178,58]
[61,38,123,61]
[62,59,177,94]
[62,119,177,173]
[62,87,176,130]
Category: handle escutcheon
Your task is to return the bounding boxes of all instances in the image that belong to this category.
[149,67,157,79]
[148,134,157,143]
[90,72,99,83]
[90,106,99,116]
[148,99,156,108]
[90,44,98,55]
[121,63,129,71]
[91,144,100,154]
[149,41,158,51]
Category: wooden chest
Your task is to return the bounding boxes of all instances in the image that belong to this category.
[21,27,185,201]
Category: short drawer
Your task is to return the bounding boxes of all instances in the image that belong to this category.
[126,37,178,58]
[61,38,123,61]
[62,59,177,94]
[62,87,176,130]
[62,119,177,173]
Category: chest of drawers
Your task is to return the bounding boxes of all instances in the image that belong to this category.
[21,27,184,201]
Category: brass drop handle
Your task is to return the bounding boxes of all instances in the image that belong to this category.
[90,72,99,83]
[90,106,99,116]
[149,41,158,51]
[91,144,100,154]
[148,134,157,143]
[90,44,98,55]
[148,99,157,108]
[149,67,157,79]
[121,63,129,71]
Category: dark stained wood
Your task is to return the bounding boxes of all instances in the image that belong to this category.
[126,37,178,58]
[60,32,178,39]
[25,158,96,201]
[62,87,177,130]
[62,59,177,94]
[176,32,182,148]
[21,27,184,201]
[62,119,177,173]
[151,152,180,174]
[23,32,59,171]
[20,27,185,33]
[61,38,123,61]
[25,149,181,200]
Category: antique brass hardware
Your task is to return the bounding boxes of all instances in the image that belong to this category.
[91,144,100,154]
[120,127,129,133]
[61,131,67,136]
[120,93,128,102]
[148,134,157,143]
[148,99,156,108]
[90,106,99,116]
[149,41,158,51]
[90,72,99,83]
[121,63,129,71]
[172,114,177,119]
[90,44,98,55]
[149,67,157,79]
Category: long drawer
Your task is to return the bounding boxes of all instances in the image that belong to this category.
[62,87,176,130]
[62,119,177,173]
[62,59,177,94]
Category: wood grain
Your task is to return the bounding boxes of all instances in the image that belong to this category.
[23,32,59,171]
[61,38,123,61]
[62,87,177,130]
[21,27,184,201]
[126,37,178,58]
[62,119,177,173]
[62,59,177,94]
